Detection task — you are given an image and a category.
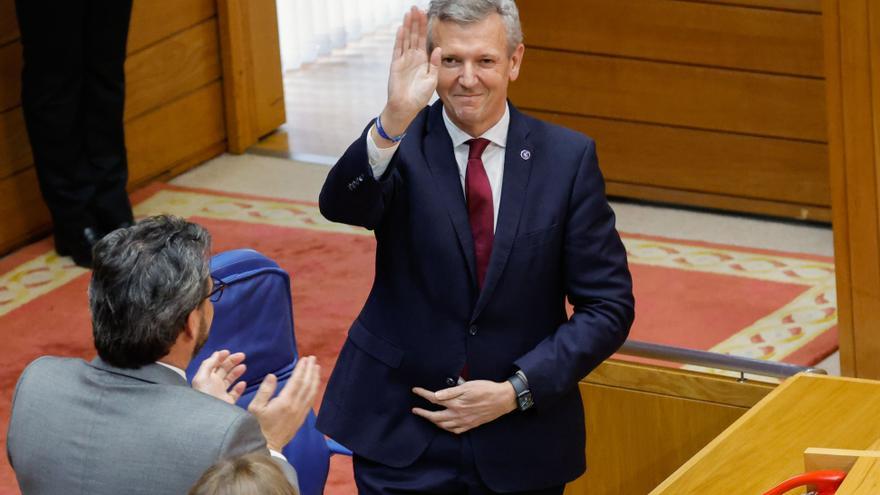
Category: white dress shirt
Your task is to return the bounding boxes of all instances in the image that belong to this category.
[366,104,510,231]
[158,360,287,461]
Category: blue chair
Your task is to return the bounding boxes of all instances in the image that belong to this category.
[186,249,351,495]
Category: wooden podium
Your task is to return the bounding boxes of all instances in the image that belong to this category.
[651,374,880,493]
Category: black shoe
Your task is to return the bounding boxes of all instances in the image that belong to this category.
[55,227,101,268]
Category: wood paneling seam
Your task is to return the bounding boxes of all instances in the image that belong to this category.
[525,46,825,81]
[584,381,755,409]
[515,106,829,145]
[669,0,821,15]
[124,78,221,124]
[608,178,830,207]
[127,15,217,57]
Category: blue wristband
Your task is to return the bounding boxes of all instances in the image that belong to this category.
[375,115,406,143]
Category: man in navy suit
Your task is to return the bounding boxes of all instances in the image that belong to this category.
[317,1,634,493]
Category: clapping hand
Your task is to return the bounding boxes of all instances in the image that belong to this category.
[247,355,321,452]
[375,6,442,143]
[191,350,248,405]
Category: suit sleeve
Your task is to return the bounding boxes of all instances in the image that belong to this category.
[514,139,635,408]
[319,120,402,230]
[218,413,300,492]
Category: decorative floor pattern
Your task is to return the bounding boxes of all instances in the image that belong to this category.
[0,187,836,368]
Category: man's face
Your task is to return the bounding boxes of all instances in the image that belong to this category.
[432,13,524,137]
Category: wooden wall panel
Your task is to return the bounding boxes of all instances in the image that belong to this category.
[0,169,50,250]
[127,0,215,53]
[606,182,831,222]
[124,19,221,120]
[534,111,830,205]
[512,50,826,142]
[563,360,774,495]
[0,41,20,113]
[0,108,30,179]
[520,0,823,76]
[512,0,828,220]
[126,82,226,185]
[695,0,821,12]
[0,0,17,45]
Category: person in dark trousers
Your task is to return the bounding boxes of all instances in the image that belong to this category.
[316,1,635,493]
[14,0,135,267]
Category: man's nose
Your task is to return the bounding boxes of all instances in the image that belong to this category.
[458,62,478,88]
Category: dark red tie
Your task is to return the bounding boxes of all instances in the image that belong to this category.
[465,138,493,288]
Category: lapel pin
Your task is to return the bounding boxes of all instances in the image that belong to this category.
[520,149,531,160]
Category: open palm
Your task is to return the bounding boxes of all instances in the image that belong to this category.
[387,7,441,119]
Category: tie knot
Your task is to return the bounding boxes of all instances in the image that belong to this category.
[467,138,491,160]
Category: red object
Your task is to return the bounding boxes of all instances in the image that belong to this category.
[762,470,848,495]
[465,137,493,288]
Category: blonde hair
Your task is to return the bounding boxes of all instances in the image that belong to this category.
[188,453,299,495]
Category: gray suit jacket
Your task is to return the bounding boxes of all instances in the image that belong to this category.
[6,356,298,494]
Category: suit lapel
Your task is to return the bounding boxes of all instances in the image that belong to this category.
[423,102,478,287]
[472,105,533,321]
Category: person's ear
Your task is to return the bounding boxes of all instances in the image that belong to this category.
[508,43,525,81]
[182,305,202,342]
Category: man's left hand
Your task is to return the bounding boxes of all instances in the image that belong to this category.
[191,350,247,404]
[411,380,517,434]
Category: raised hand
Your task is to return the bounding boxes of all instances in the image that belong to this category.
[376,6,442,142]
[191,350,247,405]
[247,355,320,452]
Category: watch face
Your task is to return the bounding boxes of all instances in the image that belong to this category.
[518,393,534,411]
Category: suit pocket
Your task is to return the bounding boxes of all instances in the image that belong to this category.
[512,223,560,251]
[348,320,404,369]
[337,321,406,414]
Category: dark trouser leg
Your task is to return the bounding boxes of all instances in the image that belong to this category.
[354,433,464,495]
[15,0,93,239]
[353,432,565,495]
[83,0,134,232]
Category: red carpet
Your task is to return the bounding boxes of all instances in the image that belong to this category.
[0,184,837,494]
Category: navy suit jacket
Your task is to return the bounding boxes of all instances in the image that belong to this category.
[316,101,634,491]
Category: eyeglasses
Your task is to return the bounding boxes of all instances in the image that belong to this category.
[207,276,227,303]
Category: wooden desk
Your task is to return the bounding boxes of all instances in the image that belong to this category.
[651,374,880,494]
[835,439,880,494]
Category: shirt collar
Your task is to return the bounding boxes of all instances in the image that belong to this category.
[156,361,188,381]
[442,103,510,149]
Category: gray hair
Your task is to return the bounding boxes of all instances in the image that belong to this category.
[426,0,523,55]
[89,215,212,368]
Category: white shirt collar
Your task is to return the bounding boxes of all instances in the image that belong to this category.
[156,361,187,381]
[442,103,510,149]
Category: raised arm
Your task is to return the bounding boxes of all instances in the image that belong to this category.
[319,7,441,228]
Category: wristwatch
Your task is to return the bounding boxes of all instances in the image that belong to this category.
[507,370,534,411]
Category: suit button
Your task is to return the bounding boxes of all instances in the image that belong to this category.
[446,377,456,386]
[469,325,478,336]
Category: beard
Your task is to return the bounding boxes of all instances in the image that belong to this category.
[191,312,211,359]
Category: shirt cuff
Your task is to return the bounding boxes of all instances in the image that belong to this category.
[269,449,287,461]
[366,124,399,179]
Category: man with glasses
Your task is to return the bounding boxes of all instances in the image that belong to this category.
[6,215,320,495]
